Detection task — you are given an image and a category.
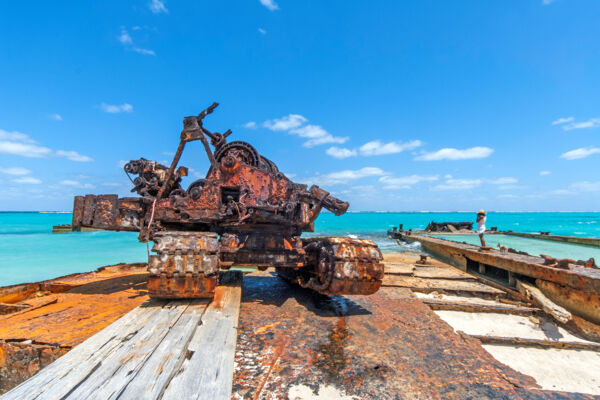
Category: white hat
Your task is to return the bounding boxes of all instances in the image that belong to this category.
[477,209,486,215]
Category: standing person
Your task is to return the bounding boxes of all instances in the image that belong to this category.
[476,210,487,247]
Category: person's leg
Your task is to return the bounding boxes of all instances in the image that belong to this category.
[479,233,486,247]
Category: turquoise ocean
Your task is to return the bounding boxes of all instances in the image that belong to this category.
[1,211,599,287]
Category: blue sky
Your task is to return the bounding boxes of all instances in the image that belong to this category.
[1,0,599,211]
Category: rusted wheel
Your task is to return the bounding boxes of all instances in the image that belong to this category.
[299,242,335,292]
[186,179,206,200]
[213,141,260,167]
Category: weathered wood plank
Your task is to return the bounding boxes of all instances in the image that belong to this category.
[382,276,505,296]
[161,280,242,400]
[383,263,414,275]
[466,333,600,351]
[64,301,191,399]
[413,266,475,280]
[116,300,210,399]
[422,298,539,316]
[516,280,572,324]
[1,299,165,400]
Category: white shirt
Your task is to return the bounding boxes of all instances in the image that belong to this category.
[477,216,486,234]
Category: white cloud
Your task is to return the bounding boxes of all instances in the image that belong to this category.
[570,181,600,192]
[0,129,37,143]
[327,140,423,159]
[552,117,573,125]
[560,147,600,160]
[0,129,92,161]
[263,114,307,131]
[149,0,168,14]
[433,178,483,190]
[0,166,31,176]
[258,28,267,35]
[59,180,95,189]
[498,194,519,199]
[133,47,156,56]
[243,121,257,129]
[498,185,523,191]
[551,189,574,195]
[119,28,155,56]
[540,171,551,176]
[304,167,387,186]
[0,140,52,158]
[259,0,279,11]
[49,113,62,121]
[326,147,357,159]
[263,114,348,147]
[359,140,423,156]
[379,175,438,190]
[55,150,94,162]
[13,177,41,184]
[488,177,518,185]
[290,125,348,147]
[562,118,600,131]
[101,103,133,114]
[118,28,133,45]
[415,146,494,161]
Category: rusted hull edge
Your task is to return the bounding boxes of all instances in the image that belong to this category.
[400,234,600,292]
[397,234,600,324]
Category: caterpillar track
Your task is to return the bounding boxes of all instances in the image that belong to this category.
[277,237,384,295]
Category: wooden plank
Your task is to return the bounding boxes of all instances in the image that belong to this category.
[382,276,505,296]
[383,262,414,275]
[63,301,191,399]
[161,280,242,400]
[413,266,475,280]
[516,280,572,324]
[467,334,600,351]
[422,298,539,316]
[116,300,210,399]
[1,300,165,400]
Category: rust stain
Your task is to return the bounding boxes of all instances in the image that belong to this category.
[230,270,588,400]
[0,265,149,348]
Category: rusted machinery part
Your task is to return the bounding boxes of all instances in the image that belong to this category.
[277,237,385,296]
[213,141,260,168]
[186,179,206,200]
[258,155,279,174]
[147,231,219,299]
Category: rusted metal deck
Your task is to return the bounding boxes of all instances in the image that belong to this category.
[233,257,600,398]
[4,256,600,399]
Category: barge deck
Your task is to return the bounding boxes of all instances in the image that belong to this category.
[2,255,600,398]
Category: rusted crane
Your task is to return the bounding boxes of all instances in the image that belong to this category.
[72,103,384,299]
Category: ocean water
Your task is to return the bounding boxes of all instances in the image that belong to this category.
[0,211,599,287]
